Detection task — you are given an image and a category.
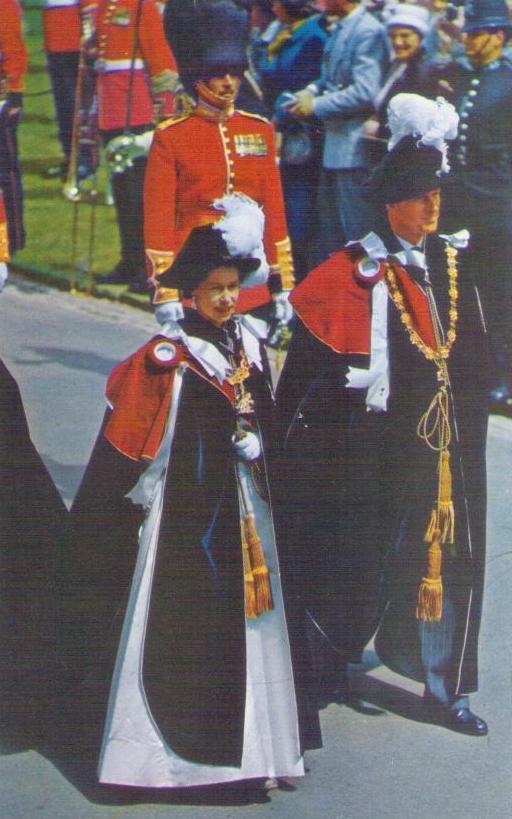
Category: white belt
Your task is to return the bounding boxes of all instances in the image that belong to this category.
[44,0,78,8]
[95,58,145,73]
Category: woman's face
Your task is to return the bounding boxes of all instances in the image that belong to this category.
[389,26,423,61]
[193,266,241,326]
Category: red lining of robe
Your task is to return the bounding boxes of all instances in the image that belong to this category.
[104,337,236,461]
[290,248,438,354]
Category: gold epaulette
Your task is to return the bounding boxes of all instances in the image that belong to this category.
[157,114,190,130]
[236,110,271,125]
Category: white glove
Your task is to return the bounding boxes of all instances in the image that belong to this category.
[272,291,294,324]
[0,263,8,292]
[232,431,261,462]
[154,301,184,327]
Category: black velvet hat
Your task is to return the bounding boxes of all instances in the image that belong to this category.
[463,0,512,33]
[163,0,250,95]
[364,93,459,205]
[159,224,260,296]
[364,135,444,204]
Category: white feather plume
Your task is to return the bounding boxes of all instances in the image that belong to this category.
[387,93,459,173]
[212,193,269,286]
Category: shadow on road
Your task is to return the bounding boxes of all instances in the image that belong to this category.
[349,670,431,725]
[12,345,120,377]
[0,674,274,808]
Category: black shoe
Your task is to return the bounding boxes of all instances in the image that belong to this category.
[95,263,131,285]
[425,699,488,736]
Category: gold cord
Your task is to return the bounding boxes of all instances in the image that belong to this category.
[384,242,459,621]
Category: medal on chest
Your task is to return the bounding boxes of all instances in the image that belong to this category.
[112,7,131,25]
[234,134,268,157]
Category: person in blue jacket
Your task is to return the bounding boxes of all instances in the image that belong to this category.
[259,1,328,280]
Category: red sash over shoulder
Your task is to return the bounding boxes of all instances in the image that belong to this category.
[104,337,235,461]
[290,247,437,354]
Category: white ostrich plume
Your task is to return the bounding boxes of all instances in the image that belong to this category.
[212,193,269,285]
[387,93,459,173]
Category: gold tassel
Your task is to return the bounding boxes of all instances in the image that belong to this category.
[416,532,443,622]
[242,524,257,619]
[243,513,274,616]
[437,449,455,543]
[424,507,439,544]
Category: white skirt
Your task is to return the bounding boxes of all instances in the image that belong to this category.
[98,460,304,788]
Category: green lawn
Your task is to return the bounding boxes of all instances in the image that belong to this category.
[14,29,147,302]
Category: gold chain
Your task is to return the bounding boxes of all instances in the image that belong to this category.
[383,242,459,362]
[227,350,255,416]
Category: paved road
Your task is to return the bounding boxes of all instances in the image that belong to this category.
[0,277,511,819]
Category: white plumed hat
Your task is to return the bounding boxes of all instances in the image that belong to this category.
[213,193,269,286]
[365,93,459,204]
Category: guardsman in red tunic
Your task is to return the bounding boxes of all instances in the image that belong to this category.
[93,0,179,291]
[144,0,295,325]
[0,0,28,254]
[42,0,98,177]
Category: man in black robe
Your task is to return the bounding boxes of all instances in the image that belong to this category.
[274,93,489,735]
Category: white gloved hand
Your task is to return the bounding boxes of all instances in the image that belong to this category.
[232,431,261,462]
[154,300,184,328]
[272,290,294,324]
[0,263,8,292]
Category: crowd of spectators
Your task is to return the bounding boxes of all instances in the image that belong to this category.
[2,0,512,407]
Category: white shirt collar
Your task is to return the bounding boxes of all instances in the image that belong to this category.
[161,314,268,383]
[394,234,427,270]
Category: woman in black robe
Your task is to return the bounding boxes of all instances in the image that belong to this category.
[61,201,306,788]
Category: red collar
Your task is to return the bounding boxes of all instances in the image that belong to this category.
[104,338,237,461]
[290,247,437,354]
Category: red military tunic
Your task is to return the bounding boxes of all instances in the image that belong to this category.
[0,0,28,97]
[94,0,178,131]
[42,0,98,54]
[43,0,81,53]
[144,110,294,309]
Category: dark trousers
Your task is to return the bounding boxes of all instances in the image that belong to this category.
[46,50,80,162]
[0,111,25,253]
[101,128,149,275]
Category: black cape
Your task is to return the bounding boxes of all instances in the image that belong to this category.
[0,358,66,737]
[274,232,489,695]
[59,312,282,767]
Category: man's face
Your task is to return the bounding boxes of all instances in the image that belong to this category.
[205,74,242,99]
[386,189,441,244]
[389,26,423,61]
[193,266,240,327]
[464,28,505,66]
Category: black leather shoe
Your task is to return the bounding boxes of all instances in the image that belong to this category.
[425,700,488,736]
[443,708,488,736]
